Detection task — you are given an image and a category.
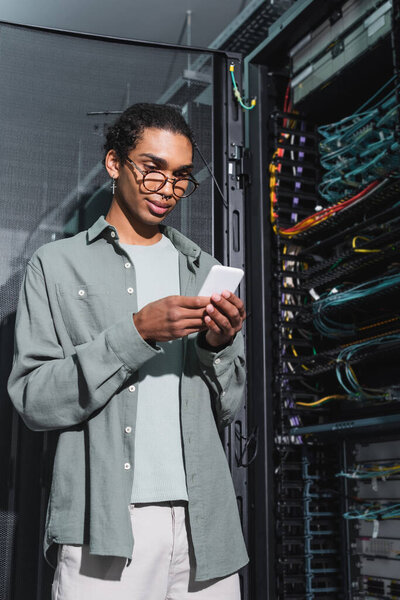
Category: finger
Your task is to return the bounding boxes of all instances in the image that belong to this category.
[204,315,222,334]
[168,308,208,321]
[172,321,208,339]
[181,318,207,329]
[169,308,206,324]
[205,304,236,336]
[209,295,242,327]
[220,291,246,317]
[178,296,210,309]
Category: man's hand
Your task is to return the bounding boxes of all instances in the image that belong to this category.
[133,296,209,343]
[204,290,246,348]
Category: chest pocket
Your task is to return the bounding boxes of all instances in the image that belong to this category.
[56,283,123,345]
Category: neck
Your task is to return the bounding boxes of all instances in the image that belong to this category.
[105,198,162,245]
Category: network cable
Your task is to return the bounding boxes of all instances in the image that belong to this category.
[313,272,400,337]
[318,77,400,202]
[271,180,380,237]
[343,502,400,521]
[337,462,400,480]
[335,334,400,400]
[229,64,256,111]
[295,394,349,407]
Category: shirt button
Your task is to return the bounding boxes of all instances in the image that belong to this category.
[129,385,136,392]
[125,426,132,434]
[125,262,131,269]
[221,391,226,397]
[214,358,221,365]
[124,462,131,470]
[127,287,134,294]
[110,231,116,238]
[78,289,85,296]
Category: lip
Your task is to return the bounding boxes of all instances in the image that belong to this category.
[145,199,171,216]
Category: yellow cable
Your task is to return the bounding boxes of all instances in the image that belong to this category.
[368,465,400,473]
[287,330,310,371]
[296,395,348,407]
[352,235,381,253]
[269,151,279,234]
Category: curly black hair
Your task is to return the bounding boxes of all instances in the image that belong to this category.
[103,103,194,164]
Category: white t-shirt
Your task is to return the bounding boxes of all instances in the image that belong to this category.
[120,235,188,502]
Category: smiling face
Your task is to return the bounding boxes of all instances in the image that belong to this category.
[105,127,194,243]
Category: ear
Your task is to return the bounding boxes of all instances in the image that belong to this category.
[105,149,121,179]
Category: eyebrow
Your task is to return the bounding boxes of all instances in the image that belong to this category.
[138,153,194,171]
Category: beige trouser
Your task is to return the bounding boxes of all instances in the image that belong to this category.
[51,501,241,600]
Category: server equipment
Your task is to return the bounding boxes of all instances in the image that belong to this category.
[245,0,400,597]
[3,1,400,599]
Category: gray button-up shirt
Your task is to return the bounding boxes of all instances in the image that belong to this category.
[8,216,249,581]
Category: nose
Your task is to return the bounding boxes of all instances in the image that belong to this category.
[159,177,174,199]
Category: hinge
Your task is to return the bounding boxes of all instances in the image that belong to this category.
[238,148,251,189]
[228,144,251,190]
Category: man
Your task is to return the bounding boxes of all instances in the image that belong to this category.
[8,103,248,599]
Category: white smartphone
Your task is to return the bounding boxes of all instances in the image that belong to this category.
[198,265,244,297]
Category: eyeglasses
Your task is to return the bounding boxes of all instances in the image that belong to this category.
[126,158,199,198]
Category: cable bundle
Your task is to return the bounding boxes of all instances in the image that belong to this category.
[337,462,400,480]
[335,334,400,400]
[277,180,379,237]
[318,77,400,203]
[343,502,400,521]
[271,80,400,428]
[312,272,400,337]
[269,87,320,236]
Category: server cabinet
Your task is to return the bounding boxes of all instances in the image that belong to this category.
[0,23,248,600]
[245,1,400,598]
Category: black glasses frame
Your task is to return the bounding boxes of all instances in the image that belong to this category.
[126,157,199,198]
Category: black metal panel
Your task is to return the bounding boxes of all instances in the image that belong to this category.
[246,63,277,600]
[224,52,249,600]
[0,316,18,600]
[213,51,249,599]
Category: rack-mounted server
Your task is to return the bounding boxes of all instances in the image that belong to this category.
[245,0,400,598]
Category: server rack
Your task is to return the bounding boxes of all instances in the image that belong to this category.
[244,0,400,598]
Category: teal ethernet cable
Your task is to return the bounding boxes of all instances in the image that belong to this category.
[343,502,400,520]
[229,64,256,111]
[317,78,400,202]
[335,334,400,400]
[313,272,400,333]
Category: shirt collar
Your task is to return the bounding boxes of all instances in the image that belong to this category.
[87,216,201,260]
[160,224,200,260]
[87,216,117,242]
